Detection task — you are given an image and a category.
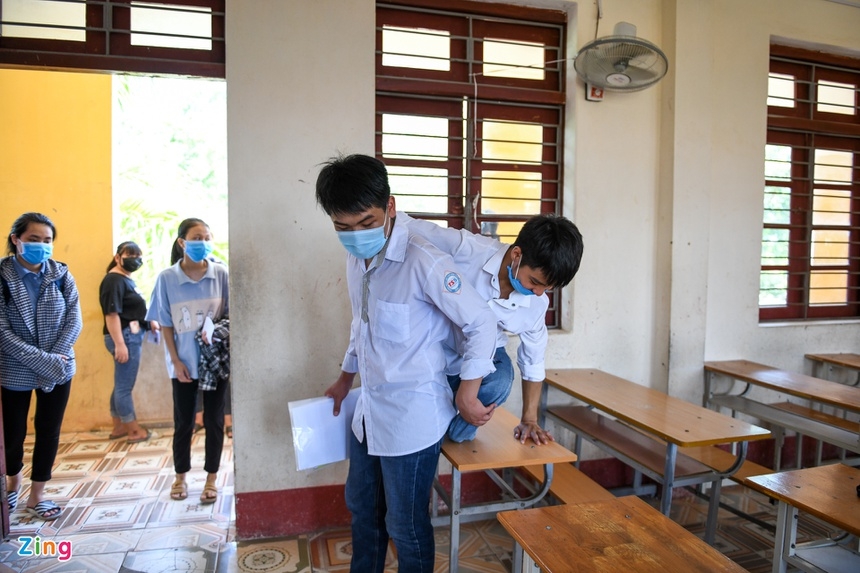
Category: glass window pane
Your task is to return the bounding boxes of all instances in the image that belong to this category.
[761,228,789,266]
[382,26,450,71]
[131,2,212,50]
[481,170,541,215]
[812,189,851,226]
[768,73,795,108]
[765,144,792,180]
[388,166,450,213]
[494,221,524,244]
[811,230,849,266]
[817,80,856,115]
[809,271,847,305]
[763,186,791,224]
[759,270,788,306]
[381,114,449,161]
[814,148,853,185]
[482,120,542,164]
[1,0,85,41]
[483,38,545,80]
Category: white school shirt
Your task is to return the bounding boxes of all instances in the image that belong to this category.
[403,213,549,382]
[341,218,497,457]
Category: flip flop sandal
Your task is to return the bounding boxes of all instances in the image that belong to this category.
[199,483,218,505]
[7,489,20,513]
[170,479,188,501]
[26,500,62,521]
[127,429,152,444]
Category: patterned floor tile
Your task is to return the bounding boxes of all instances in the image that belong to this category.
[135,523,229,553]
[233,537,310,573]
[121,546,218,573]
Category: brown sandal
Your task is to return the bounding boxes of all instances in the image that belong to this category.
[200,482,218,505]
[170,479,187,501]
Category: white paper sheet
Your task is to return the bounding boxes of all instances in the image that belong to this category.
[202,316,215,345]
[288,388,359,471]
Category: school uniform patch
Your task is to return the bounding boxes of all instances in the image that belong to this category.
[444,271,462,294]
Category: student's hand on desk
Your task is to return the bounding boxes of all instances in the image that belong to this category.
[514,421,554,445]
[456,393,496,426]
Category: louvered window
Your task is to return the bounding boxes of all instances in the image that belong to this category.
[761,45,860,321]
[376,0,566,327]
[0,0,224,77]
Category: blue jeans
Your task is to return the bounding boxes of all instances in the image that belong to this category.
[345,430,442,573]
[104,328,145,422]
[447,346,514,442]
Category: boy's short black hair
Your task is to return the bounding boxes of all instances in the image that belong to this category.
[315,154,391,216]
[513,214,583,289]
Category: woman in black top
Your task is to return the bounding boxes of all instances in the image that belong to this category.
[99,241,157,443]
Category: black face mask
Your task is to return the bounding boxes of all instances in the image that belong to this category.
[121,257,143,273]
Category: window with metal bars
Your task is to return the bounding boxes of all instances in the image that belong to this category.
[376,0,566,327]
[761,45,860,321]
[0,0,224,77]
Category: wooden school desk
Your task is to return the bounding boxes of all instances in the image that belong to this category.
[497,496,749,573]
[805,352,860,385]
[431,407,577,572]
[745,463,860,573]
[543,368,771,543]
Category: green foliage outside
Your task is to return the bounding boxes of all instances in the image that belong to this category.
[112,74,228,300]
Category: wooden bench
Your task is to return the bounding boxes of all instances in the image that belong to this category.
[520,461,615,505]
[547,405,717,482]
[681,445,771,482]
[772,401,860,467]
[709,394,860,469]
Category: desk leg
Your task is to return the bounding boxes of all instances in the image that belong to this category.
[449,468,462,573]
[512,541,523,573]
[660,444,677,515]
[703,371,712,408]
[771,500,795,573]
[703,478,721,545]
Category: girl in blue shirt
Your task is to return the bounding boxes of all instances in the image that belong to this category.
[146,218,229,505]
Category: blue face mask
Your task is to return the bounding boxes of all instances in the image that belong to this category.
[337,212,389,260]
[19,242,53,265]
[507,258,536,296]
[184,240,214,263]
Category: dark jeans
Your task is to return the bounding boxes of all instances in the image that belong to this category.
[171,378,227,474]
[345,431,442,573]
[447,346,515,442]
[2,381,72,482]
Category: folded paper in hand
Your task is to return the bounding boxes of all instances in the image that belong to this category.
[288,388,359,471]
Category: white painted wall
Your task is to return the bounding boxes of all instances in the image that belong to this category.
[227,0,860,494]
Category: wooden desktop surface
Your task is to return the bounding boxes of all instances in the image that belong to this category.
[705,359,860,413]
[440,407,576,473]
[546,369,770,447]
[805,352,860,371]
[744,463,860,536]
[497,496,748,573]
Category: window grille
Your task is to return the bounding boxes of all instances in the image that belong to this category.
[376,0,566,327]
[761,45,860,321]
[0,0,224,77]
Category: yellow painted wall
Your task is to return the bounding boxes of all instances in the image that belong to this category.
[0,68,114,431]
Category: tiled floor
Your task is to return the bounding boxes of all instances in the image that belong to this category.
[0,429,845,572]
